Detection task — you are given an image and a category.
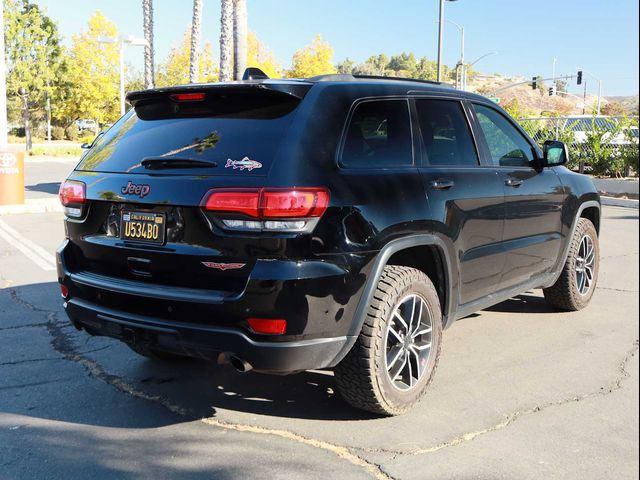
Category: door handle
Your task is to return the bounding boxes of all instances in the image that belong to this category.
[504,178,523,188]
[428,179,454,190]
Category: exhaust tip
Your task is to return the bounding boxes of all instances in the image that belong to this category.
[229,355,253,373]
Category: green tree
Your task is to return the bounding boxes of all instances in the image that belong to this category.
[57,11,120,133]
[4,0,65,150]
[412,57,438,81]
[388,52,416,76]
[287,35,336,78]
[156,28,217,86]
[336,57,355,74]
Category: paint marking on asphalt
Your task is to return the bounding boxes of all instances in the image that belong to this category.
[0,219,56,271]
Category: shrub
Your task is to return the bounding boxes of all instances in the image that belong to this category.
[28,146,84,157]
[65,125,79,141]
[51,126,66,141]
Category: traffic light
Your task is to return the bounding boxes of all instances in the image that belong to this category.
[549,85,557,97]
[577,71,583,85]
[532,76,537,90]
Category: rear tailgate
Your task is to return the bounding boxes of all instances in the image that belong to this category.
[64,83,313,295]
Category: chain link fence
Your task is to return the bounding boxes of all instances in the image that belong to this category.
[517,116,639,177]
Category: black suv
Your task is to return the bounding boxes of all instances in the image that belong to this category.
[58,72,600,415]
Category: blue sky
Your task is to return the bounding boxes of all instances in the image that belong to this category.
[37,0,639,96]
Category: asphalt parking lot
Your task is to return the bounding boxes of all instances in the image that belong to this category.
[0,197,638,478]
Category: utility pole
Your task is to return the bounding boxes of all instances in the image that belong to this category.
[582,79,587,115]
[436,0,445,82]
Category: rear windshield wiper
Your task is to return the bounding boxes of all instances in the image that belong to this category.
[141,157,218,170]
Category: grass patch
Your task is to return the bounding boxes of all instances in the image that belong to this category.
[29,146,84,157]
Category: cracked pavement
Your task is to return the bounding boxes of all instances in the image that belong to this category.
[0,206,638,479]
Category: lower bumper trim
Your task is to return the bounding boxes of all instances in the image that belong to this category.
[64,297,352,373]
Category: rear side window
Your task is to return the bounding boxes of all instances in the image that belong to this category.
[473,104,534,167]
[76,90,301,175]
[414,99,478,166]
[340,99,412,168]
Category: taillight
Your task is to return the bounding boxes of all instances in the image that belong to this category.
[59,180,86,218]
[60,284,69,299]
[201,188,329,232]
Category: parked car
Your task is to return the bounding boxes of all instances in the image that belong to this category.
[58,71,601,415]
[74,119,98,132]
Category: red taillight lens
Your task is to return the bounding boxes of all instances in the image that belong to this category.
[60,284,69,299]
[202,188,329,219]
[261,189,329,218]
[247,318,287,335]
[170,92,206,102]
[59,180,86,206]
[203,189,261,217]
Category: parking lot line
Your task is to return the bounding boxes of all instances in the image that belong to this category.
[0,218,57,271]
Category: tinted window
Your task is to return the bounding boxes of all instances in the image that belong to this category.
[76,90,301,175]
[415,99,478,166]
[474,104,534,167]
[341,99,412,168]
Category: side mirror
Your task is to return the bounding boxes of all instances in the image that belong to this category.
[543,140,569,167]
[81,132,105,150]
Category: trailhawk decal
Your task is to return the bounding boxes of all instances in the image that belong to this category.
[225,157,262,171]
[202,262,246,271]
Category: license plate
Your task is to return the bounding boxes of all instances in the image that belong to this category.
[121,211,166,245]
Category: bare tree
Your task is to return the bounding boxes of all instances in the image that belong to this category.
[219,0,234,81]
[233,0,247,80]
[189,0,203,83]
[142,0,154,88]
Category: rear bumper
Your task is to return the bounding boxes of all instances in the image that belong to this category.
[65,297,352,373]
[57,239,364,373]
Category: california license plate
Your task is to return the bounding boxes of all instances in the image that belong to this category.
[121,211,166,245]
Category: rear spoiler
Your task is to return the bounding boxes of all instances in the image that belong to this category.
[126,81,313,106]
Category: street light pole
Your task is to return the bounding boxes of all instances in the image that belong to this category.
[119,41,125,116]
[98,35,147,118]
[436,0,459,83]
[437,0,445,82]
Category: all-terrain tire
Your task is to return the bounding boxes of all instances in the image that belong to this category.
[543,217,599,311]
[334,265,443,416]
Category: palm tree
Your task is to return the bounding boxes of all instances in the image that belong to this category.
[233,0,247,80]
[189,0,203,83]
[142,0,154,89]
[219,0,233,81]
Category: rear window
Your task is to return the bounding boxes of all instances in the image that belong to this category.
[76,89,302,175]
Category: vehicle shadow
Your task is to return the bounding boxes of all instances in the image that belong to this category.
[25,182,61,195]
[484,292,557,314]
[1,282,375,428]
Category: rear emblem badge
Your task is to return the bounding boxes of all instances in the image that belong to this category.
[202,262,246,271]
[225,157,262,171]
[121,181,151,198]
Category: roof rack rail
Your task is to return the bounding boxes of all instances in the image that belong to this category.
[352,74,448,86]
[307,73,355,82]
[304,73,451,87]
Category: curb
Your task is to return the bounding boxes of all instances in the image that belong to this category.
[0,198,63,216]
[601,196,639,209]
